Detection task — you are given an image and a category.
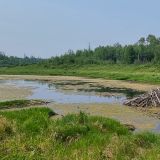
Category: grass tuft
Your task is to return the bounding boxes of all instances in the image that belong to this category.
[0,108,160,159]
[135,132,159,148]
[0,115,15,139]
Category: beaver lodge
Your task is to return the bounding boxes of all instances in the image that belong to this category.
[124,88,160,108]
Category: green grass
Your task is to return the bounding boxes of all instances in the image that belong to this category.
[0,99,47,110]
[0,107,160,159]
[1,63,160,84]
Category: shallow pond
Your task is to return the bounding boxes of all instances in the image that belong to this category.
[1,79,160,133]
[0,80,143,104]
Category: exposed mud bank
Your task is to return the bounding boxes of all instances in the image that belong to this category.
[0,75,159,91]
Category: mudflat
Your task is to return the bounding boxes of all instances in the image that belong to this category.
[0,75,159,91]
[1,75,160,132]
[0,84,32,100]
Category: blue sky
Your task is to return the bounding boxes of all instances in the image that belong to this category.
[0,0,159,58]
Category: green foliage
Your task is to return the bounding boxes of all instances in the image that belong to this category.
[135,132,158,148]
[1,35,160,68]
[1,63,160,84]
[55,125,90,142]
[0,108,160,159]
[78,111,88,124]
[1,35,160,85]
[42,34,160,66]
[0,52,43,67]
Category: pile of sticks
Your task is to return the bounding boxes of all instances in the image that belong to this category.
[124,88,160,107]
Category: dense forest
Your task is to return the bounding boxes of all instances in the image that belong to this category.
[0,53,43,67]
[44,34,160,67]
[0,34,160,67]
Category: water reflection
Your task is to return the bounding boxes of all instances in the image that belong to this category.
[0,80,143,104]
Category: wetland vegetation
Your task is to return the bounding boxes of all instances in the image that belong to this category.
[1,35,160,84]
[1,35,160,159]
[1,107,160,160]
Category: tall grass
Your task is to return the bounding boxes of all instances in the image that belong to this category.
[1,63,160,84]
[0,107,160,159]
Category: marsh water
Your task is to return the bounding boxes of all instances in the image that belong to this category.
[0,79,143,104]
[1,79,160,133]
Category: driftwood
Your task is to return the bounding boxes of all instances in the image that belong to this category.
[124,88,160,108]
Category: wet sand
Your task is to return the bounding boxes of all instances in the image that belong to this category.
[0,84,32,101]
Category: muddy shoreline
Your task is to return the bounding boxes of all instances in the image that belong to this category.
[0,75,159,91]
[1,75,160,132]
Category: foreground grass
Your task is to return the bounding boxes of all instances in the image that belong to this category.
[0,63,160,84]
[0,107,160,159]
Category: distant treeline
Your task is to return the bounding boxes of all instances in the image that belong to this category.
[1,34,160,67]
[0,53,43,67]
[44,34,160,67]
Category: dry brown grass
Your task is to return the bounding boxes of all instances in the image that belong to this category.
[0,116,15,139]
